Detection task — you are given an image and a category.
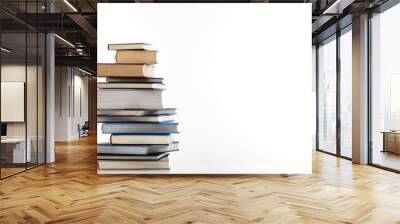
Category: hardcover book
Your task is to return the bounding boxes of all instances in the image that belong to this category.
[116,50,157,64]
[97,142,179,155]
[97,89,163,109]
[97,169,170,175]
[98,157,169,170]
[97,108,176,116]
[97,63,155,77]
[110,134,177,145]
[101,122,178,134]
[105,77,163,84]
[97,83,165,90]
[97,152,169,160]
[97,115,175,123]
[108,43,155,50]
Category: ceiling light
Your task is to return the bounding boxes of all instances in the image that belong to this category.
[323,0,355,15]
[54,34,75,48]
[78,67,93,76]
[1,47,11,53]
[63,0,78,12]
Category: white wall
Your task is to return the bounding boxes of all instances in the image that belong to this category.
[1,64,46,163]
[71,73,89,138]
[55,67,89,141]
[1,65,38,139]
[55,66,69,141]
[98,4,312,174]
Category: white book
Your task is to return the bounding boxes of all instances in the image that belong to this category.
[97,114,175,123]
[97,89,163,109]
[97,108,176,116]
[97,142,179,155]
[97,83,165,89]
[110,134,176,145]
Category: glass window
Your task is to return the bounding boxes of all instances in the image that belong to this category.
[339,28,352,158]
[371,3,400,171]
[318,36,337,154]
[0,1,46,179]
[27,30,39,169]
[1,29,28,178]
[38,32,46,165]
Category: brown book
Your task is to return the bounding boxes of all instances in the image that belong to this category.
[116,50,157,64]
[97,169,170,174]
[108,43,154,50]
[98,158,170,170]
[97,63,155,77]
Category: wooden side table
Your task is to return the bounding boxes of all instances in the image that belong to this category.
[382,131,400,154]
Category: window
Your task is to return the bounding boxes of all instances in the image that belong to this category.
[0,1,47,179]
[339,28,352,158]
[370,3,400,171]
[318,36,337,154]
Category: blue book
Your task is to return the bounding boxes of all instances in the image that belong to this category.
[101,122,178,134]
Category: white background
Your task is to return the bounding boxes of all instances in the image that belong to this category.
[98,3,312,174]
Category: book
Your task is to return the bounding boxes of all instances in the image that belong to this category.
[108,43,155,51]
[98,158,169,170]
[97,142,179,155]
[97,115,175,123]
[105,77,163,84]
[101,122,178,134]
[97,63,155,77]
[97,169,170,175]
[97,89,163,109]
[97,152,169,160]
[97,42,180,175]
[116,50,157,64]
[111,134,176,145]
[97,83,165,90]
[97,108,176,116]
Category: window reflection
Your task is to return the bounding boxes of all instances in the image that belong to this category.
[371,4,400,171]
[318,36,337,155]
[0,1,46,179]
[340,29,352,158]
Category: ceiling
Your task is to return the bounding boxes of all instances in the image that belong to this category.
[0,0,393,72]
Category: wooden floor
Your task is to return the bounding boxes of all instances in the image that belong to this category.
[373,151,400,171]
[1,167,26,178]
[1,136,400,223]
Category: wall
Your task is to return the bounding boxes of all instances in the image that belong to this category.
[1,65,26,138]
[55,67,68,141]
[1,63,45,165]
[1,64,41,137]
[72,72,89,138]
[55,67,89,141]
[98,4,312,174]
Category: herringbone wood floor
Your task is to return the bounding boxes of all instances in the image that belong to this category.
[1,135,400,224]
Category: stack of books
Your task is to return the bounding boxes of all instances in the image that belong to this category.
[97,43,179,174]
